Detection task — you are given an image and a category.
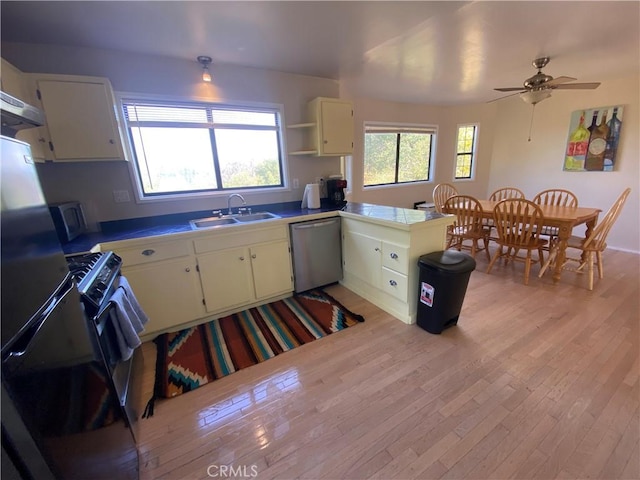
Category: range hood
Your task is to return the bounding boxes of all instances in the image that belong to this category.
[1,91,45,136]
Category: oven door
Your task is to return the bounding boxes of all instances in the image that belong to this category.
[93,288,142,444]
[1,282,138,480]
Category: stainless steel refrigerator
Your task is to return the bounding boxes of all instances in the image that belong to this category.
[0,133,138,478]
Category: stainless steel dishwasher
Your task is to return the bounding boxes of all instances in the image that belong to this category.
[289,217,343,292]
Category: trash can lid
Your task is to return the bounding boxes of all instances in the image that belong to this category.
[418,250,476,273]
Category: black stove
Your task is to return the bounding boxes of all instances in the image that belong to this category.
[67,252,122,316]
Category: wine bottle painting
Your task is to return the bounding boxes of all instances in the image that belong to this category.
[563,105,624,172]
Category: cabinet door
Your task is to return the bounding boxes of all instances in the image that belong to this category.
[342,231,381,288]
[250,241,293,300]
[0,58,48,160]
[319,100,353,155]
[123,258,205,336]
[36,78,125,161]
[197,248,254,313]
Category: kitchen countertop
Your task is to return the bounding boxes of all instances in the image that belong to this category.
[62,201,448,255]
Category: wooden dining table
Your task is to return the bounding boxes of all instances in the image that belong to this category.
[477,200,601,283]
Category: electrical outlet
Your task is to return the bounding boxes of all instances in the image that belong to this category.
[113,190,131,203]
[292,178,299,189]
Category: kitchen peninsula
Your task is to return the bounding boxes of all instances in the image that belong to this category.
[78,203,453,337]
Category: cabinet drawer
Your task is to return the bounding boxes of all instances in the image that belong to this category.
[381,267,408,302]
[117,240,191,267]
[382,242,409,275]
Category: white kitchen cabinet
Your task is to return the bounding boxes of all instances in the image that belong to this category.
[288,97,353,156]
[0,58,48,160]
[197,247,254,313]
[123,258,206,338]
[26,74,127,162]
[251,241,294,299]
[341,216,451,324]
[196,236,293,315]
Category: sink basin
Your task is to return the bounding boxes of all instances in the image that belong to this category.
[190,217,239,229]
[190,212,280,229]
[234,212,281,222]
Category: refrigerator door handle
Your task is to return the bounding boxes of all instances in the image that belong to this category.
[2,273,76,361]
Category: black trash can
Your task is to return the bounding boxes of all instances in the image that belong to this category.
[417,250,476,334]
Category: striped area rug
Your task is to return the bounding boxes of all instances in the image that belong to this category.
[144,290,364,412]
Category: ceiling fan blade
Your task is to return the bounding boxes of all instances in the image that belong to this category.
[494,87,525,92]
[487,91,523,103]
[553,82,601,90]
[546,76,577,86]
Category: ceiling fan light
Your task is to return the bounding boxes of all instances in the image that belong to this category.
[520,89,552,105]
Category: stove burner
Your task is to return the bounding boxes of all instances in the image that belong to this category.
[66,252,122,316]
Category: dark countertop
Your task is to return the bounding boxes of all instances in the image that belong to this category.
[61,201,447,255]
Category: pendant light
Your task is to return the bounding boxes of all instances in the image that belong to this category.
[197,56,212,82]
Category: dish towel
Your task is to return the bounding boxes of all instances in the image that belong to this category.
[109,276,149,361]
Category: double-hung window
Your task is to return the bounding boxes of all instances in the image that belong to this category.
[455,124,478,179]
[122,99,285,198]
[363,123,436,187]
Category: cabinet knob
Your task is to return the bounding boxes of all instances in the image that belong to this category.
[389,279,398,286]
[390,253,398,259]
[374,247,380,252]
[141,249,155,256]
[239,256,245,261]
[109,139,115,144]
[185,267,191,272]
[251,254,257,259]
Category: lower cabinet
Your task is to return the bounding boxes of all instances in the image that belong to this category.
[102,224,295,338]
[341,216,452,324]
[197,240,293,314]
[123,258,206,335]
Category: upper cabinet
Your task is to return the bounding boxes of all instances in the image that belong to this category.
[0,58,48,160]
[288,97,354,156]
[26,74,128,162]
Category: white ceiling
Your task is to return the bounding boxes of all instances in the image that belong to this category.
[2,1,639,105]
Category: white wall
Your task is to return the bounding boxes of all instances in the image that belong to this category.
[489,74,639,253]
[2,42,343,227]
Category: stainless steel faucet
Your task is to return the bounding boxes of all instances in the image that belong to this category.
[227,193,246,215]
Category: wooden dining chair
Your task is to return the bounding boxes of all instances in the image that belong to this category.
[539,188,631,290]
[533,189,579,242]
[486,199,547,285]
[433,183,459,213]
[443,195,491,261]
[486,187,526,242]
[489,187,525,201]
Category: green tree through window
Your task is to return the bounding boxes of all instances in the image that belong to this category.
[364,124,435,187]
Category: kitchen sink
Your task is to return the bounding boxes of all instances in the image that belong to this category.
[234,212,280,222]
[189,211,280,229]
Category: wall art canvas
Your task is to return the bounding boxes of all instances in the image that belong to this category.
[563,105,623,172]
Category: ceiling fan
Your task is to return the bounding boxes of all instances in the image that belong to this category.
[492,57,601,105]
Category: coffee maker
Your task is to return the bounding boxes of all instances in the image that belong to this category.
[326,178,347,206]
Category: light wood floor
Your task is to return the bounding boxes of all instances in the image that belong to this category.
[136,248,639,480]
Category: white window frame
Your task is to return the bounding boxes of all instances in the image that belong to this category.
[362,121,437,190]
[116,92,290,203]
[454,123,478,181]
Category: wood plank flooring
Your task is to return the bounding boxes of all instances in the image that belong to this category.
[136,249,639,479]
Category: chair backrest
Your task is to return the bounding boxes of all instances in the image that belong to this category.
[489,187,525,202]
[583,188,631,251]
[533,189,578,207]
[443,195,484,233]
[433,183,459,213]
[492,199,545,247]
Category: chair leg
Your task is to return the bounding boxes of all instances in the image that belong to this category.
[483,237,491,262]
[524,251,532,285]
[596,251,604,279]
[471,239,477,258]
[539,245,558,277]
[588,251,595,291]
[487,247,502,274]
